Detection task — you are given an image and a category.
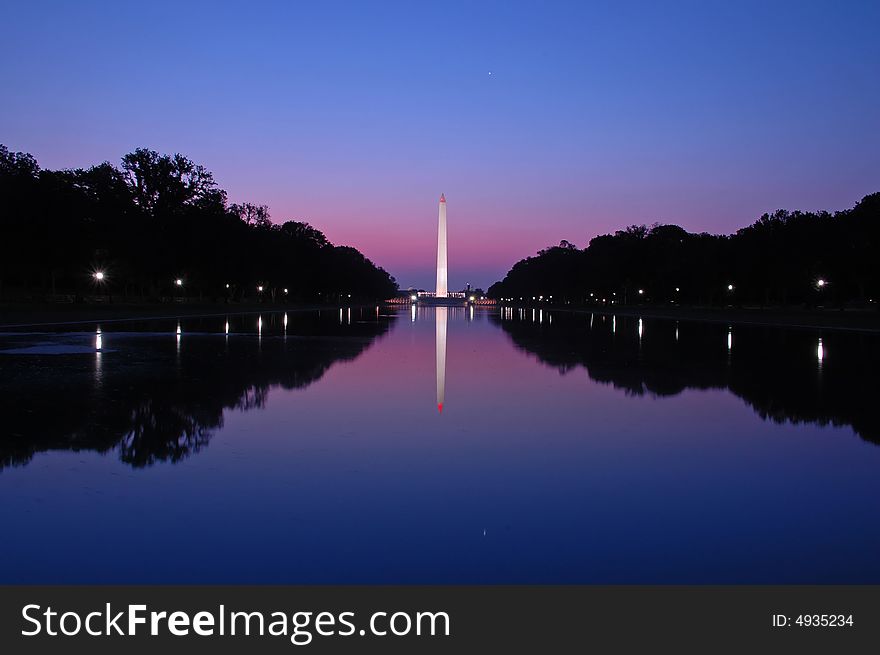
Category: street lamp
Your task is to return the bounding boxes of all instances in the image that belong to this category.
[93,271,105,282]
[817,278,827,288]
[727,284,734,292]
[283,288,289,294]
[257,285,264,293]
[638,289,644,295]
[175,278,183,287]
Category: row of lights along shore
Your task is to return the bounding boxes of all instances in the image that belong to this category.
[497,279,829,304]
[93,271,294,295]
[90,271,831,303]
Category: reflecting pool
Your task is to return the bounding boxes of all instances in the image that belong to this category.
[1,306,879,583]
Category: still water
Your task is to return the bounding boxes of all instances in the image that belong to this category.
[1,306,878,583]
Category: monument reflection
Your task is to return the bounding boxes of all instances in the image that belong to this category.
[436,307,446,412]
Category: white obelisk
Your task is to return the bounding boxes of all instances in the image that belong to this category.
[436,193,448,298]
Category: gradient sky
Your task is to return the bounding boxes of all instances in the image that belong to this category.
[2,1,878,288]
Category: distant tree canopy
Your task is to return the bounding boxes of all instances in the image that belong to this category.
[0,145,397,301]
[488,194,880,307]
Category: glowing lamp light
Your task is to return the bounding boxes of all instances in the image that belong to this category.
[410,294,417,301]
[93,271,105,281]
[638,289,644,295]
[175,278,183,287]
[469,296,475,301]
[817,279,826,287]
[257,285,264,292]
[283,288,289,294]
[675,287,680,292]
[225,283,230,289]
[727,284,734,291]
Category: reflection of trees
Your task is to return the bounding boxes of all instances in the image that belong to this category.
[119,399,214,467]
[492,312,880,445]
[1,314,391,469]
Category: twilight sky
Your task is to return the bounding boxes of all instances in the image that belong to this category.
[2,1,878,289]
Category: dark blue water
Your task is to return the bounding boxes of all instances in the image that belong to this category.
[1,306,878,583]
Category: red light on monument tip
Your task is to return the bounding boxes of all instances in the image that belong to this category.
[438,403,443,413]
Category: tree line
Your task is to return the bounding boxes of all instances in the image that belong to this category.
[488,193,880,308]
[0,145,398,302]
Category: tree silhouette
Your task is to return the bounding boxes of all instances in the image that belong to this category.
[489,195,879,308]
[0,145,397,302]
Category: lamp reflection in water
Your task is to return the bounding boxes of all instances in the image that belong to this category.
[95,326,103,386]
[436,307,447,413]
[817,337,825,366]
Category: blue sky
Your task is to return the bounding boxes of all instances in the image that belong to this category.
[2,0,878,288]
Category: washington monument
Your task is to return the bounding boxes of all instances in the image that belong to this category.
[436,193,447,298]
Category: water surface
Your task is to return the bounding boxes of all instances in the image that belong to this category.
[1,306,878,583]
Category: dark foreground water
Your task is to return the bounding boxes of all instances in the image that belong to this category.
[1,305,878,583]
